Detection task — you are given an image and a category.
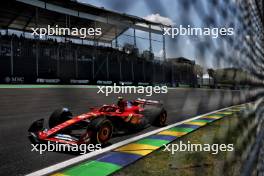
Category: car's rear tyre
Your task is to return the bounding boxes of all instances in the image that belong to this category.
[90,117,113,145]
[49,108,73,128]
[153,109,167,127]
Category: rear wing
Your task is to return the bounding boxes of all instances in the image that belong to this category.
[134,98,162,105]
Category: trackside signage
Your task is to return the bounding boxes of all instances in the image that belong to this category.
[70,79,90,84]
[97,80,113,85]
[36,78,60,84]
[4,76,24,84]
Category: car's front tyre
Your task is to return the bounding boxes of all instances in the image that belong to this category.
[48,108,73,128]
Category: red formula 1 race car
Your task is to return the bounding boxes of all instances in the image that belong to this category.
[28,98,167,145]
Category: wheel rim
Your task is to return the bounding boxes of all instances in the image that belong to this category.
[159,112,166,125]
[97,123,112,143]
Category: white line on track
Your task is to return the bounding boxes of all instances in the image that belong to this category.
[26,103,245,176]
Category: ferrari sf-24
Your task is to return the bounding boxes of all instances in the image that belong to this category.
[28,98,167,145]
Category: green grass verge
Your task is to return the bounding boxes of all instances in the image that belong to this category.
[114,113,256,176]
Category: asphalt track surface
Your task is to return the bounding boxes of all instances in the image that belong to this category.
[0,88,256,176]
